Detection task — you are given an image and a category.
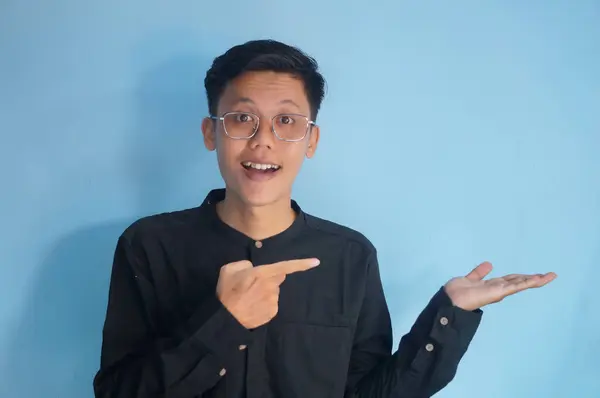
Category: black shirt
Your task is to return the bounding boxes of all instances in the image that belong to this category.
[93,189,483,398]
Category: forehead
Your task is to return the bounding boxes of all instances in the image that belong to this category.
[217,71,310,114]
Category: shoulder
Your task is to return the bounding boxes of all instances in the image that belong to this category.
[120,206,202,245]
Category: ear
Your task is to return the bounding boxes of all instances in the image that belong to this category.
[201,117,216,151]
[305,124,320,159]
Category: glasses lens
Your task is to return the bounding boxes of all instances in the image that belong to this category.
[273,114,309,141]
[223,112,259,138]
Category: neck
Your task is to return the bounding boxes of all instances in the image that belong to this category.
[216,191,296,241]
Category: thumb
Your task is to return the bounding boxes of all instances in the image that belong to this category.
[465,261,493,281]
[221,260,254,274]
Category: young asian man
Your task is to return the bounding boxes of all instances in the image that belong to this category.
[92,39,557,398]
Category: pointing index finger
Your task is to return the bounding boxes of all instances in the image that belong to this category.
[255,258,320,278]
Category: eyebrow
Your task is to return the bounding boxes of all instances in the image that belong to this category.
[232,97,301,110]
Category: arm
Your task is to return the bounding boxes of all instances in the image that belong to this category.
[93,234,252,398]
[345,250,482,398]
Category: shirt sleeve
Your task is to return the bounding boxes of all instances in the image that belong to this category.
[93,233,252,398]
[345,250,483,397]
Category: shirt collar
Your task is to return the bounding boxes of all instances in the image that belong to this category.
[200,188,307,247]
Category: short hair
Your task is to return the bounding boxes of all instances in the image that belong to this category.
[204,39,326,120]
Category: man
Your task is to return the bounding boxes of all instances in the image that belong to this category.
[93,39,556,397]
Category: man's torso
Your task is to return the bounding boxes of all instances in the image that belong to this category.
[128,191,378,397]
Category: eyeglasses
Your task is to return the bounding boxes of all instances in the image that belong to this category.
[210,111,316,142]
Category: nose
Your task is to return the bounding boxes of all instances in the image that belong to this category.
[249,118,276,149]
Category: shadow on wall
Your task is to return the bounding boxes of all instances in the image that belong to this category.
[3,49,220,397]
[2,223,132,397]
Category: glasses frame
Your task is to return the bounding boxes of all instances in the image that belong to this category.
[210,111,316,142]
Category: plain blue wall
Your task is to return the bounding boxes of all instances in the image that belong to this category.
[1,1,598,397]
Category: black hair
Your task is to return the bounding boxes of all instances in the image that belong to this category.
[204,39,326,120]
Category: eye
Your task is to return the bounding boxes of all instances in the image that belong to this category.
[278,115,294,125]
[235,113,254,123]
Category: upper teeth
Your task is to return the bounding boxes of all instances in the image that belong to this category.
[242,162,280,170]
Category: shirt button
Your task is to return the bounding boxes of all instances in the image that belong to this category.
[219,368,227,376]
[255,241,263,248]
[425,343,434,352]
[238,344,247,350]
[440,316,449,326]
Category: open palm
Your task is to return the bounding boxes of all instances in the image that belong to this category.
[444,261,557,311]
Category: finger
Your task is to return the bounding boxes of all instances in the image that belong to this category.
[505,272,557,283]
[255,258,320,278]
[508,277,540,295]
[502,275,531,287]
[502,274,526,282]
[266,273,286,286]
[252,280,281,299]
[465,261,493,281]
[503,272,557,295]
[533,272,558,286]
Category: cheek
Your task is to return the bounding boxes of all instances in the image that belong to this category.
[216,140,244,170]
[282,145,307,173]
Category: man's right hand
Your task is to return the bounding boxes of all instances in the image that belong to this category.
[216,258,320,329]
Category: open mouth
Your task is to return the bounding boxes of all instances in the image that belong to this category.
[241,161,281,173]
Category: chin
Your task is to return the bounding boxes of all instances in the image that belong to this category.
[230,182,288,208]
[241,189,283,208]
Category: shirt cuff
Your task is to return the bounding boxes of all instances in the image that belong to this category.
[427,286,483,348]
[187,295,253,363]
[407,287,483,374]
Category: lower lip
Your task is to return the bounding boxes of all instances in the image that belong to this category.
[242,166,281,182]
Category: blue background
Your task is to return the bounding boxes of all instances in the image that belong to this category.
[1,1,598,397]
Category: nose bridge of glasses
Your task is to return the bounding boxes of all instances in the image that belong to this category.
[248,113,275,142]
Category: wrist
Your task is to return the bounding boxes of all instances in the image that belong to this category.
[443,285,476,311]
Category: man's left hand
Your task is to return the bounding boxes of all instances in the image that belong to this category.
[444,261,557,311]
